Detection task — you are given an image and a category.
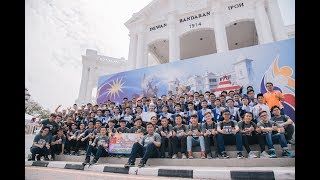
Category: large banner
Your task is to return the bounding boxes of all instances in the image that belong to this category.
[97,38,295,120]
[108,133,142,154]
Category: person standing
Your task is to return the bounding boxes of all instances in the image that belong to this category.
[263,82,285,115]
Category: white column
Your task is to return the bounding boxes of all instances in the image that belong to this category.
[135,25,146,69]
[254,0,274,44]
[128,32,138,70]
[168,12,180,62]
[76,58,90,104]
[266,0,288,41]
[85,67,94,102]
[213,11,229,53]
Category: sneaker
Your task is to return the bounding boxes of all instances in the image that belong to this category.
[260,151,270,158]
[269,151,277,158]
[207,152,213,159]
[50,156,55,161]
[89,159,97,165]
[282,150,295,158]
[82,158,90,166]
[237,152,244,159]
[213,152,219,158]
[221,152,229,159]
[44,156,50,161]
[188,152,193,159]
[71,152,77,155]
[172,154,177,159]
[124,162,135,168]
[76,151,82,156]
[201,151,206,159]
[248,151,258,159]
[138,160,145,168]
[181,153,187,159]
[288,139,295,145]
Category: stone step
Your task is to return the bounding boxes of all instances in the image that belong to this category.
[191,144,294,152]
[53,150,294,167]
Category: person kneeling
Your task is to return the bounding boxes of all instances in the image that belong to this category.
[83,126,109,165]
[124,122,161,168]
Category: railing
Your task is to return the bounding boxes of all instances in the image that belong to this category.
[25,124,39,134]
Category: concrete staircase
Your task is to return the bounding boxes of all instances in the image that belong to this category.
[54,144,295,167]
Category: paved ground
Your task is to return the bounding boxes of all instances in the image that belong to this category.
[25,134,35,158]
[25,166,189,180]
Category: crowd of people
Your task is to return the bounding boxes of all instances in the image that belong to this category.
[29,82,295,168]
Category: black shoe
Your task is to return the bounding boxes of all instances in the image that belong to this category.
[82,158,90,166]
[124,162,135,168]
[76,151,81,156]
[89,159,97,165]
[237,152,244,159]
[44,156,50,161]
[138,160,145,168]
[71,152,77,155]
[221,152,229,159]
[36,155,41,161]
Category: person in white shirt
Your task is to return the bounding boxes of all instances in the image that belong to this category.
[253,93,271,123]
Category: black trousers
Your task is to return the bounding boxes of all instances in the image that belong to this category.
[204,135,217,154]
[31,147,49,159]
[160,136,173,157]
[74,139,88,152]
[65,139,77,153]
[284,124,294,141]
[172,136,187,154]
[50,144,62,158]
[242,134,259,153]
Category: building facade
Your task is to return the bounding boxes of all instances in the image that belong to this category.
[76,0,295,104]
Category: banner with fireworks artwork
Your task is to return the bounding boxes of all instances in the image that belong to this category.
[97,38,295,120]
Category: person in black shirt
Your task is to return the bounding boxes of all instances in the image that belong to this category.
[158,117,174,158]
[202,112,217,159]
[172,114,187,159]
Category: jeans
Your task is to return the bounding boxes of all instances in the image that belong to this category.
[217,132,243,153]
[204,135,217,154]
[172,136,187,154]
[264,132,288,151]
[187,136,205,152]
[128,142,160,163]
[31,147,49,159]
[160,136,173,157]
[85,145,108,161]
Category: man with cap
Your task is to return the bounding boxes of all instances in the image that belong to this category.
[130,117,147,135]
[106,119,117,136]
[117,119,130,133]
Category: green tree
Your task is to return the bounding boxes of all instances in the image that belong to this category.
[25,100,51,119]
